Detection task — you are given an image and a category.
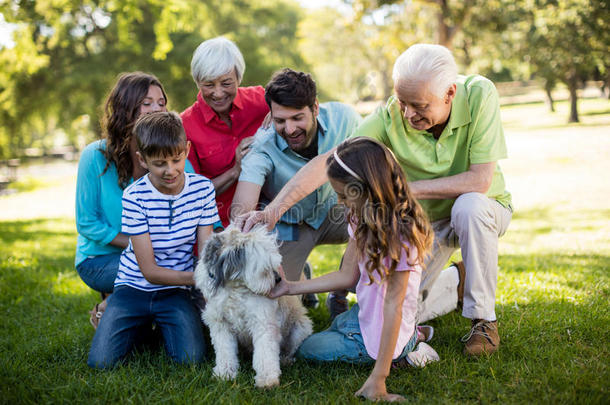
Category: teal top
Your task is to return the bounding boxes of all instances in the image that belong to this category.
[239,102,362,241]
[74,140,194,266]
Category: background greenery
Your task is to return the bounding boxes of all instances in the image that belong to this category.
[0,0,608,158]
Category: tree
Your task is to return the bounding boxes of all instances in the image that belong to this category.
[516,0,609,122]
[0,0,306,158]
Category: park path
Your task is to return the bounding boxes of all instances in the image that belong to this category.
[0,101,608,222]
[0,160,77,220]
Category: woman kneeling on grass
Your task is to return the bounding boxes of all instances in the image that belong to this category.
[270,137,437,402]
[75,72,173,328]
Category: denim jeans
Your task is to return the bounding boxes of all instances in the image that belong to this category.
[87,285,206,369]
[297,303,417,364]
[76,253,121,294]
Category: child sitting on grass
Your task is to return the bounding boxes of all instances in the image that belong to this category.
[88,111,219,369]
[270,137,437,401]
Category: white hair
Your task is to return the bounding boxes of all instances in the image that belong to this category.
[191,37,245,84]
[392,44,458,97]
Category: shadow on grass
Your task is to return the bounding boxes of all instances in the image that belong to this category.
[0,218,76,244]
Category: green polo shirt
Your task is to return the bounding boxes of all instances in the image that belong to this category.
[353,74,512,222]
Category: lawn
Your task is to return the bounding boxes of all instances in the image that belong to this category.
[0,96,608,404]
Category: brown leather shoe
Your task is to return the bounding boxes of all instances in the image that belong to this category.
[453,261,466,310]
[461,319,500,356]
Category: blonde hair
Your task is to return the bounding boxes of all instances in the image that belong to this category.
[327,137,433,282]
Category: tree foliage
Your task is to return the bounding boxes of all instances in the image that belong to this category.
[515,0,609,122]
[0,0,305,158]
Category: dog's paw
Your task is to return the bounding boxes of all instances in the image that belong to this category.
[254,374,280,389]
[213,364,238,381]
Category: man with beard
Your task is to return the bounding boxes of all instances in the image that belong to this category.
[231,68,361,318]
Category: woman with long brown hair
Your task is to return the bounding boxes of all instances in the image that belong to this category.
[75,72,168,328]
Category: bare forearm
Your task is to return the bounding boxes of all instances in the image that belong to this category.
[285,270,357,295]
[108,232,129,249]
[409,162,495,200]
[231,181,262,221]
[264,150,332,223]
[370,271,410,379]
[141,265,195,286]
[370,305,403,380]
[211,165,240,195]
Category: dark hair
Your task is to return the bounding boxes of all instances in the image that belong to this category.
[326,137,433,283]
[134,111,187,159]
[100,72,168,188]
[264,68,316,110]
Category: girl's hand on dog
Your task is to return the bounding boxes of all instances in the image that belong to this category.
[269,278,290,298]
[269,265,290,298]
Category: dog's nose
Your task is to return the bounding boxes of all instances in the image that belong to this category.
[273,271,282,284]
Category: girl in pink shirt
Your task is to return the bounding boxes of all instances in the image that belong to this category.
[270,137,436,402]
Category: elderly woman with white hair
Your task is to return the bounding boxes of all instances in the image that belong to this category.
[181,37,269,226]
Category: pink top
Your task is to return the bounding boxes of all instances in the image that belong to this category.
[349,224,421,359]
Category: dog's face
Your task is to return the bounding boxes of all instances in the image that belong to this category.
[195,225,283,296]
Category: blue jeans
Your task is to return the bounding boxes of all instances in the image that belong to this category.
[76,253,120,294]
[297,303,417,364]
[87,285,206,369]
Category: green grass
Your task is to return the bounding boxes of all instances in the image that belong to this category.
[0,217,607,404]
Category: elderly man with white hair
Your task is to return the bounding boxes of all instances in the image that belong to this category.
[182,36,269,227]
[239,44,512,357]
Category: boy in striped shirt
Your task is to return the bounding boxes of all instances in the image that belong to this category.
[88,111,219,369]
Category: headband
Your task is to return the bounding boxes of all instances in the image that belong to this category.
[333,150,363,182]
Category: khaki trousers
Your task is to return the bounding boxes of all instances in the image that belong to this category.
[418,192,512,322]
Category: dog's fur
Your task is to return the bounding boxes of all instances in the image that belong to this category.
[194,225,313,388]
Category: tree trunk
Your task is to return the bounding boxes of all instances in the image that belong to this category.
[436,0,453,48]
[544,81,555,113]
[567,73,579,123]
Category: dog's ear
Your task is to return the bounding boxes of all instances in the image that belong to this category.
[202,235,225,290]
[222,244,246,282]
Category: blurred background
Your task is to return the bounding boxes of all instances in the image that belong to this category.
[0,0,608,159]
[0,0,608,214]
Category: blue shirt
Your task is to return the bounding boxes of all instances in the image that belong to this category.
[239,102,361,240]
[74,140,194,266]
[116,172,219,291]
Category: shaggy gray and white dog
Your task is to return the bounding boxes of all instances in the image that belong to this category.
[194,225,313,388]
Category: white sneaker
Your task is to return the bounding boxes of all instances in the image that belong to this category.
[406,342,440,368]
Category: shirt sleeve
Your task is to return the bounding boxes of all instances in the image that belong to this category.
[392,243,419,272]
[341,104,363,139]
[185,158,195,173]
[187,143,202,174]
[199,182,220,226]
[121,191,148,235]
[74,144,119,246]
[238,132,273,186]
[350,106,390,146]
[468,80,507,164]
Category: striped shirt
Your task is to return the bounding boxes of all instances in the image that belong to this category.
[115,172,219,291]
